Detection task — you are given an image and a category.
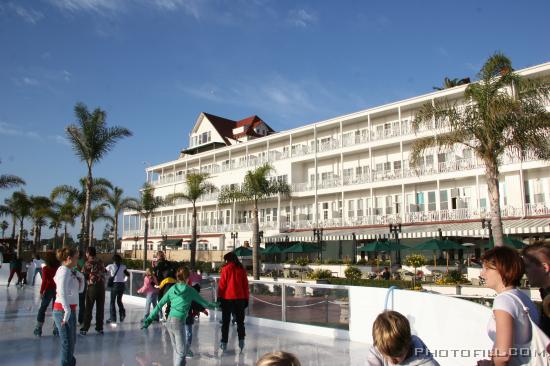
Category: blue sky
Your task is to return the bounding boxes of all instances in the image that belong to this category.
[1,0,550,238]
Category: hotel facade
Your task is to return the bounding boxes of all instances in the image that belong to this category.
[122,62,550,259]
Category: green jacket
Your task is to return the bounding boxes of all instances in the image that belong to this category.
[147,283,216,322]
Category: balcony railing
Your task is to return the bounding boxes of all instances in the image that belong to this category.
[124,203,550,238]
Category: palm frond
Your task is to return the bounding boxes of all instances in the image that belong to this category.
[0,174,25,189]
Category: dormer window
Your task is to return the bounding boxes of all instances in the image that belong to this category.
[191,131,211,147]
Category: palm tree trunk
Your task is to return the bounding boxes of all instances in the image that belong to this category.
[113,214,118,254]
[84,165,93,250]
[54,227,59,249]
[191,203,197,268]
[486,161,504,246]
[17,218,24,258]
[91,222,95,246]
[252,200,260,280]
[11,215,16,239]
[143,217,149,271]
[32,223,38,250]
[63,224,68,247]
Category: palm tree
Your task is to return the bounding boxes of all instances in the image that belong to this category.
[0,197,18,240]
[412,53,550,247]
[165,173,216,268]
[0,161,25,189]
[51,177,112,250]
[433,77,471,91]
[90,203,112,245]
[65,102,132,249]
[30,196,52,251]
[59,200,78,247]
[218,164,291,279]
[48,204,63,249]
[11,190,32,257]
[105,186,136,254]
[126,184,165,270]
[1,220,8,238]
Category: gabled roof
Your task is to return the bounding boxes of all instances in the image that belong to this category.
[233,115,275,138]
[202,112,237,145]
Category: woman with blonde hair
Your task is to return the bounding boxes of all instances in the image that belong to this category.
[256,351,301,366]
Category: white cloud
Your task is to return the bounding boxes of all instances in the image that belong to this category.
[0,122,69,146]
[287,8,317,28]
[62,70,72,82]
[6,3,44,24]
[177,74,345,124]
[22,77,39,86]
[47,0,120,14]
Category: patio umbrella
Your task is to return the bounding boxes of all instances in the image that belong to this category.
[263,245,282,263]
[487,237,526,249]
[283,242,320,253]
[356,241,390,270]
[415,239,462,270]
[233,246,252,256]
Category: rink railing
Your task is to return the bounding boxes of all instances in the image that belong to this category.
[126,270,350,330]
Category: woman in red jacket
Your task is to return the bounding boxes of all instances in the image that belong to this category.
[218,252,249,353]
[34,251,60,337]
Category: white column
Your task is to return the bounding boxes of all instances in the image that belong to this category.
[314,125,318,226]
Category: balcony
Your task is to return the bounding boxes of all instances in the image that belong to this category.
[317,139,341,153]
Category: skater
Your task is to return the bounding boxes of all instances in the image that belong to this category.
[80,247,106,335]
[32,254,45,285]
[158,267,177,321]
[185,268,209,357]
[7,255,22,287]
[218,252,249,353]
[106,254,129,323]
[143,266,217,366]
[53,247,85,366]
[34,252,60,337]
[137,267,159,322]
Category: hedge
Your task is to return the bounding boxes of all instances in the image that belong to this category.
[328,278,415,289]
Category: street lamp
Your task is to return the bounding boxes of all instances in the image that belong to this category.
[161,234,168,252]
[352,232,357,264]
[313,228,324,261]
[231,232,238,248]
[133,235,139,258]
[389,222,402,264]
[481,214,493,242]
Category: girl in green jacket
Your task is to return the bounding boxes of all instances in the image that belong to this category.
[143,266,217,366]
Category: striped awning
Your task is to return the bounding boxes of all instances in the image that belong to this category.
[266,218,550,242]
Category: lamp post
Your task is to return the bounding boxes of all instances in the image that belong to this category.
[313,228,324,262]
[389,222,402,264]
[352,232,357,264]
[161,234,168,252]
[231,232,238,248]
[481,216,493,242]
[133,235,138,258]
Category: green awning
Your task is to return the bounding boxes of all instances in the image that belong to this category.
[161,239,183,247]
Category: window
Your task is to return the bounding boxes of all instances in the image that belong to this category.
[375,197,384,215]
[225,210,231,225]
[393,161,401,171]
[323,202,329,220]
[348,200,355,218]
[416,192,425,212]
[440,190,448,210]
[383,162,391,171]
[385,196,393,214]
[343,168,353,182]
[428,191,436,211]
[357,199,363,217]
[394,194,402,214]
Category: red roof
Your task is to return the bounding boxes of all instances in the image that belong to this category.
[201,113,274,143]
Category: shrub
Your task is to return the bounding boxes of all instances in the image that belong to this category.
[328,278,416,289]
[344,266,363,281]
[307,269,333,280]
[435,270,470,285]
[295,257,310,267]
[404,254,426,268]
[357,258,367,265]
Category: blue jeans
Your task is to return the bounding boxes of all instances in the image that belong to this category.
[144,292,158,320]
[53,310,77,366]
[32,268,42,285]
[37,288,56,323]
[110,283,125,321]
[166,317,188,366]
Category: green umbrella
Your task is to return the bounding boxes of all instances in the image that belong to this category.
[356,241,390,252]
[263,245,282,254]
[387,241,410,251]
[487,237,526,249]
[283,242,321,253]
[233,246,252,256]
[415,239,462,271]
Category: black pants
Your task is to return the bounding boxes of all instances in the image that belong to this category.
[110,283,125,321]
[78,282,87,324]
[220,299,246,343]
[81,282,105,331]
[37,288,56,323]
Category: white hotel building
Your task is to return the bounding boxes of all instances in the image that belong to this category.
[122,61,550,259]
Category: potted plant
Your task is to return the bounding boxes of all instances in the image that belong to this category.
[404,254,426,289]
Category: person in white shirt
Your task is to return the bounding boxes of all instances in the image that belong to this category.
[53,247,84,366]
[32,254,45,286]
[106,254,129,323]
[478,246,540,366]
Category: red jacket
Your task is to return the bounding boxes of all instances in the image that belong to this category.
[40,265,59,295]
[218,262,249,300]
